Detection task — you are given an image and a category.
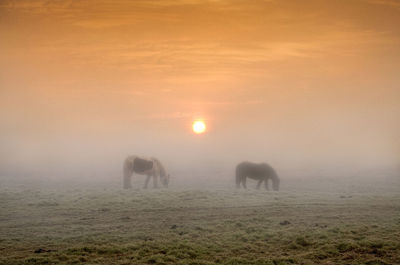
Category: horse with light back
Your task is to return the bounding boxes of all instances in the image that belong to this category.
[123,156,170,189]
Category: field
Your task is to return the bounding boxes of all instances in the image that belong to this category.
[1,176,399,264]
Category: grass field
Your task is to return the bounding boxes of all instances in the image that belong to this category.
[0,177,399,264]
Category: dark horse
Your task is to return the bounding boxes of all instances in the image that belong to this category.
[236,161,280,191]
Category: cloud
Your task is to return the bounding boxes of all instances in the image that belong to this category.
[2,0,399,86]
[365,0,400,9]
[128,99,263,120]
[131,111,194,120]
[196,100,263,106]
[26,29,394,82]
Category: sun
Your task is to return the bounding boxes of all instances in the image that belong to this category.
[192,120,206,134]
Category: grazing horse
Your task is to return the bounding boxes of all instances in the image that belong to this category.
[123,156,170,189]
[236,161,280,191]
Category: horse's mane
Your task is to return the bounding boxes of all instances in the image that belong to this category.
[151,157,166,177]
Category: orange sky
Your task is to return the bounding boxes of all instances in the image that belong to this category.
[0,0,399,173]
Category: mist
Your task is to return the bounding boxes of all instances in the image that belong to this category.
[1,0,400,190]
[2,1,400,264]
[1,101,398,189]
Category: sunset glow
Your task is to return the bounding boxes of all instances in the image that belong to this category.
[192,121,206,134]
[0,2,399,263]
[0,0,399,171]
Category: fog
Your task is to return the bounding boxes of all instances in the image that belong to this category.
[1,109,398,189]
[1,0,399,189]
[2,2,400,264]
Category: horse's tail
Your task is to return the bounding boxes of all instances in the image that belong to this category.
[235,163,243,188]
[123,156,134,189]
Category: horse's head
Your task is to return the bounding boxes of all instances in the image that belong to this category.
[272,175,280,191]
[161,174,170,187]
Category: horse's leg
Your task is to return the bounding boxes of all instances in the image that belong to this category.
[152,174,158,188]
[123,175,132,189]
[242,177,247,189]
[143,175,151,189]
[256,179,263,189]
[264,178,269,190]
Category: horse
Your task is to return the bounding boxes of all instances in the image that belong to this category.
[123,155,170,189]
[236,161,280,191]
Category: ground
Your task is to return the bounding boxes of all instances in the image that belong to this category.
[0,177,399,264]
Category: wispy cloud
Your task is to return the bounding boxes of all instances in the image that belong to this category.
[182,100,265,106]
[365,0,400,9]
[131,111,194,120]
[21,29,394,82]
[2,0,399,86]
[129,99,263,120]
